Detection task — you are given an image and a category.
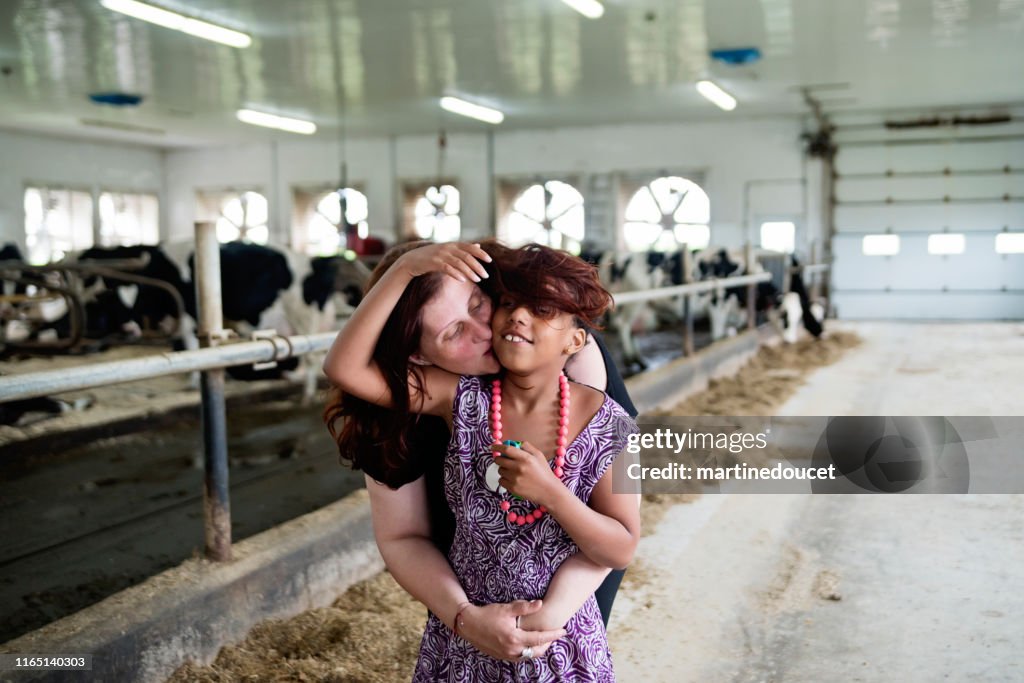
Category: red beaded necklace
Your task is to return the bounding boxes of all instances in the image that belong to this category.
[489,372,570,525]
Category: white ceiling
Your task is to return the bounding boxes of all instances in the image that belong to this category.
[1,0,1022,147]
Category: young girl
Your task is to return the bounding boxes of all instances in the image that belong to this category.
[325,242,640,681]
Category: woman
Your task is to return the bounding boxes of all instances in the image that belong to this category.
[323,241,637,661]
[324,241,639,680]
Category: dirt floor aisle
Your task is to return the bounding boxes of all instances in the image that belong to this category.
[609,322,1024,682]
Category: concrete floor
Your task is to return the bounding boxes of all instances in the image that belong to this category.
[609,322,1024,683]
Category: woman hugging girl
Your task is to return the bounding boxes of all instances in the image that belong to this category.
[324,241,640,682]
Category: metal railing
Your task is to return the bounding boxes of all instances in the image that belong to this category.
[0,332,336,403]
[1,229,830,562]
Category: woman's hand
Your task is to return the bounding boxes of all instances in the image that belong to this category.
[457,600,566,661]
[397,241,491,282]
[491,441,561,508]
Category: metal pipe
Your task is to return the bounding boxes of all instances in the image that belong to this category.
[0,332,336,403]
[836,167,1020,180]
[836,196,1023,206]
[681,246,693,356]
[611,272,772,305]
[837,133,1024,147]
[744,242,756,330]
[194,221,231,562]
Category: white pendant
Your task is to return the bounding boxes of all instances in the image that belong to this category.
[484,460,506,495]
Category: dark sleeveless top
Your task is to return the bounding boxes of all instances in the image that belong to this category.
[360,330,636,555]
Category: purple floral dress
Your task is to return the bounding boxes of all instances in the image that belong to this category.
[413,376,638,682]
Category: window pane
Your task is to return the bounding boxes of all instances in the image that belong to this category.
[222,197,245,227]
[341,188,369,224]
[623,221,662,251]
[551,204,585,241]
[927,233,965,255]
[624,187,661,223]
[545,181,583,221]
[995,232,1024,254]
[863,234,900,256]
[243,192,268,228]
[23,187,93,264]
[513,184,546,224]
[760,221,795,254]
[317,192,342,226]
[98,192,159,247]
[674,223,711,250]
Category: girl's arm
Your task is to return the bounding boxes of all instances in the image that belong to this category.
[494,442,641,569]
[322,242,489,415]
[518,553,612,631]
[365,475,567,661]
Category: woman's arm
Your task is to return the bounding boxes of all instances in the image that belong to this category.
[322,242,489,414]
[365,475,566,660]
[518,553,611,631]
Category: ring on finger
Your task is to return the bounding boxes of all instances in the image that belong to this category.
[520,646,534,660]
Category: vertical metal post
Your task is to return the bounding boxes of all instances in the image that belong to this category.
[194,221,232,562]
[745,241,756,330]
[681,245,694,356]
[809,240,821,302]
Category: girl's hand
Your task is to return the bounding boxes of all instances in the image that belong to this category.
[492,441,561,507]
[397,241,492,282]
[458,601,564,661]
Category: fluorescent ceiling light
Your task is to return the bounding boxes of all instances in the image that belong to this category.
[236,109,316,135]
[101,0,252,48]
[696,80,737,111]
[560,0,605,19]
[440,96,504,124]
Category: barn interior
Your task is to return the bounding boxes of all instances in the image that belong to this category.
[0,1,1022,682]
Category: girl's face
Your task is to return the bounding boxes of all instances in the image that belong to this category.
[415,277,499,376]
[490,294,585,374]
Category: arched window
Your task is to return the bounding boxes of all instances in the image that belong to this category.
[623,176,710,252]
[504,180,584,253]
[304,187,369,255]
[215,191,269,244]
[412,184,461,242]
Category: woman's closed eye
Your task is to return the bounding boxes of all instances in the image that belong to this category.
[444,323,463,341]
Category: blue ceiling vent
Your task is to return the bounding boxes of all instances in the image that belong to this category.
[709,48,762,66]
[88,92,144,107]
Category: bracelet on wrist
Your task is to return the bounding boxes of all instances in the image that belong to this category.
[452,602,471,637]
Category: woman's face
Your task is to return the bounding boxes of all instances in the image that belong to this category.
[415,277,500,375]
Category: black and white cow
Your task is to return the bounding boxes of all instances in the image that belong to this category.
[778,255,824,343]
[580,248,687,372]
[45,242,370,400]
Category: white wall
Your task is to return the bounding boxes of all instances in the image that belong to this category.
[162,118,805,249]
[0,130,164,252]
[3,118,806,253]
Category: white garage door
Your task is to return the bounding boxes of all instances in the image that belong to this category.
[831,114,1024,320]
